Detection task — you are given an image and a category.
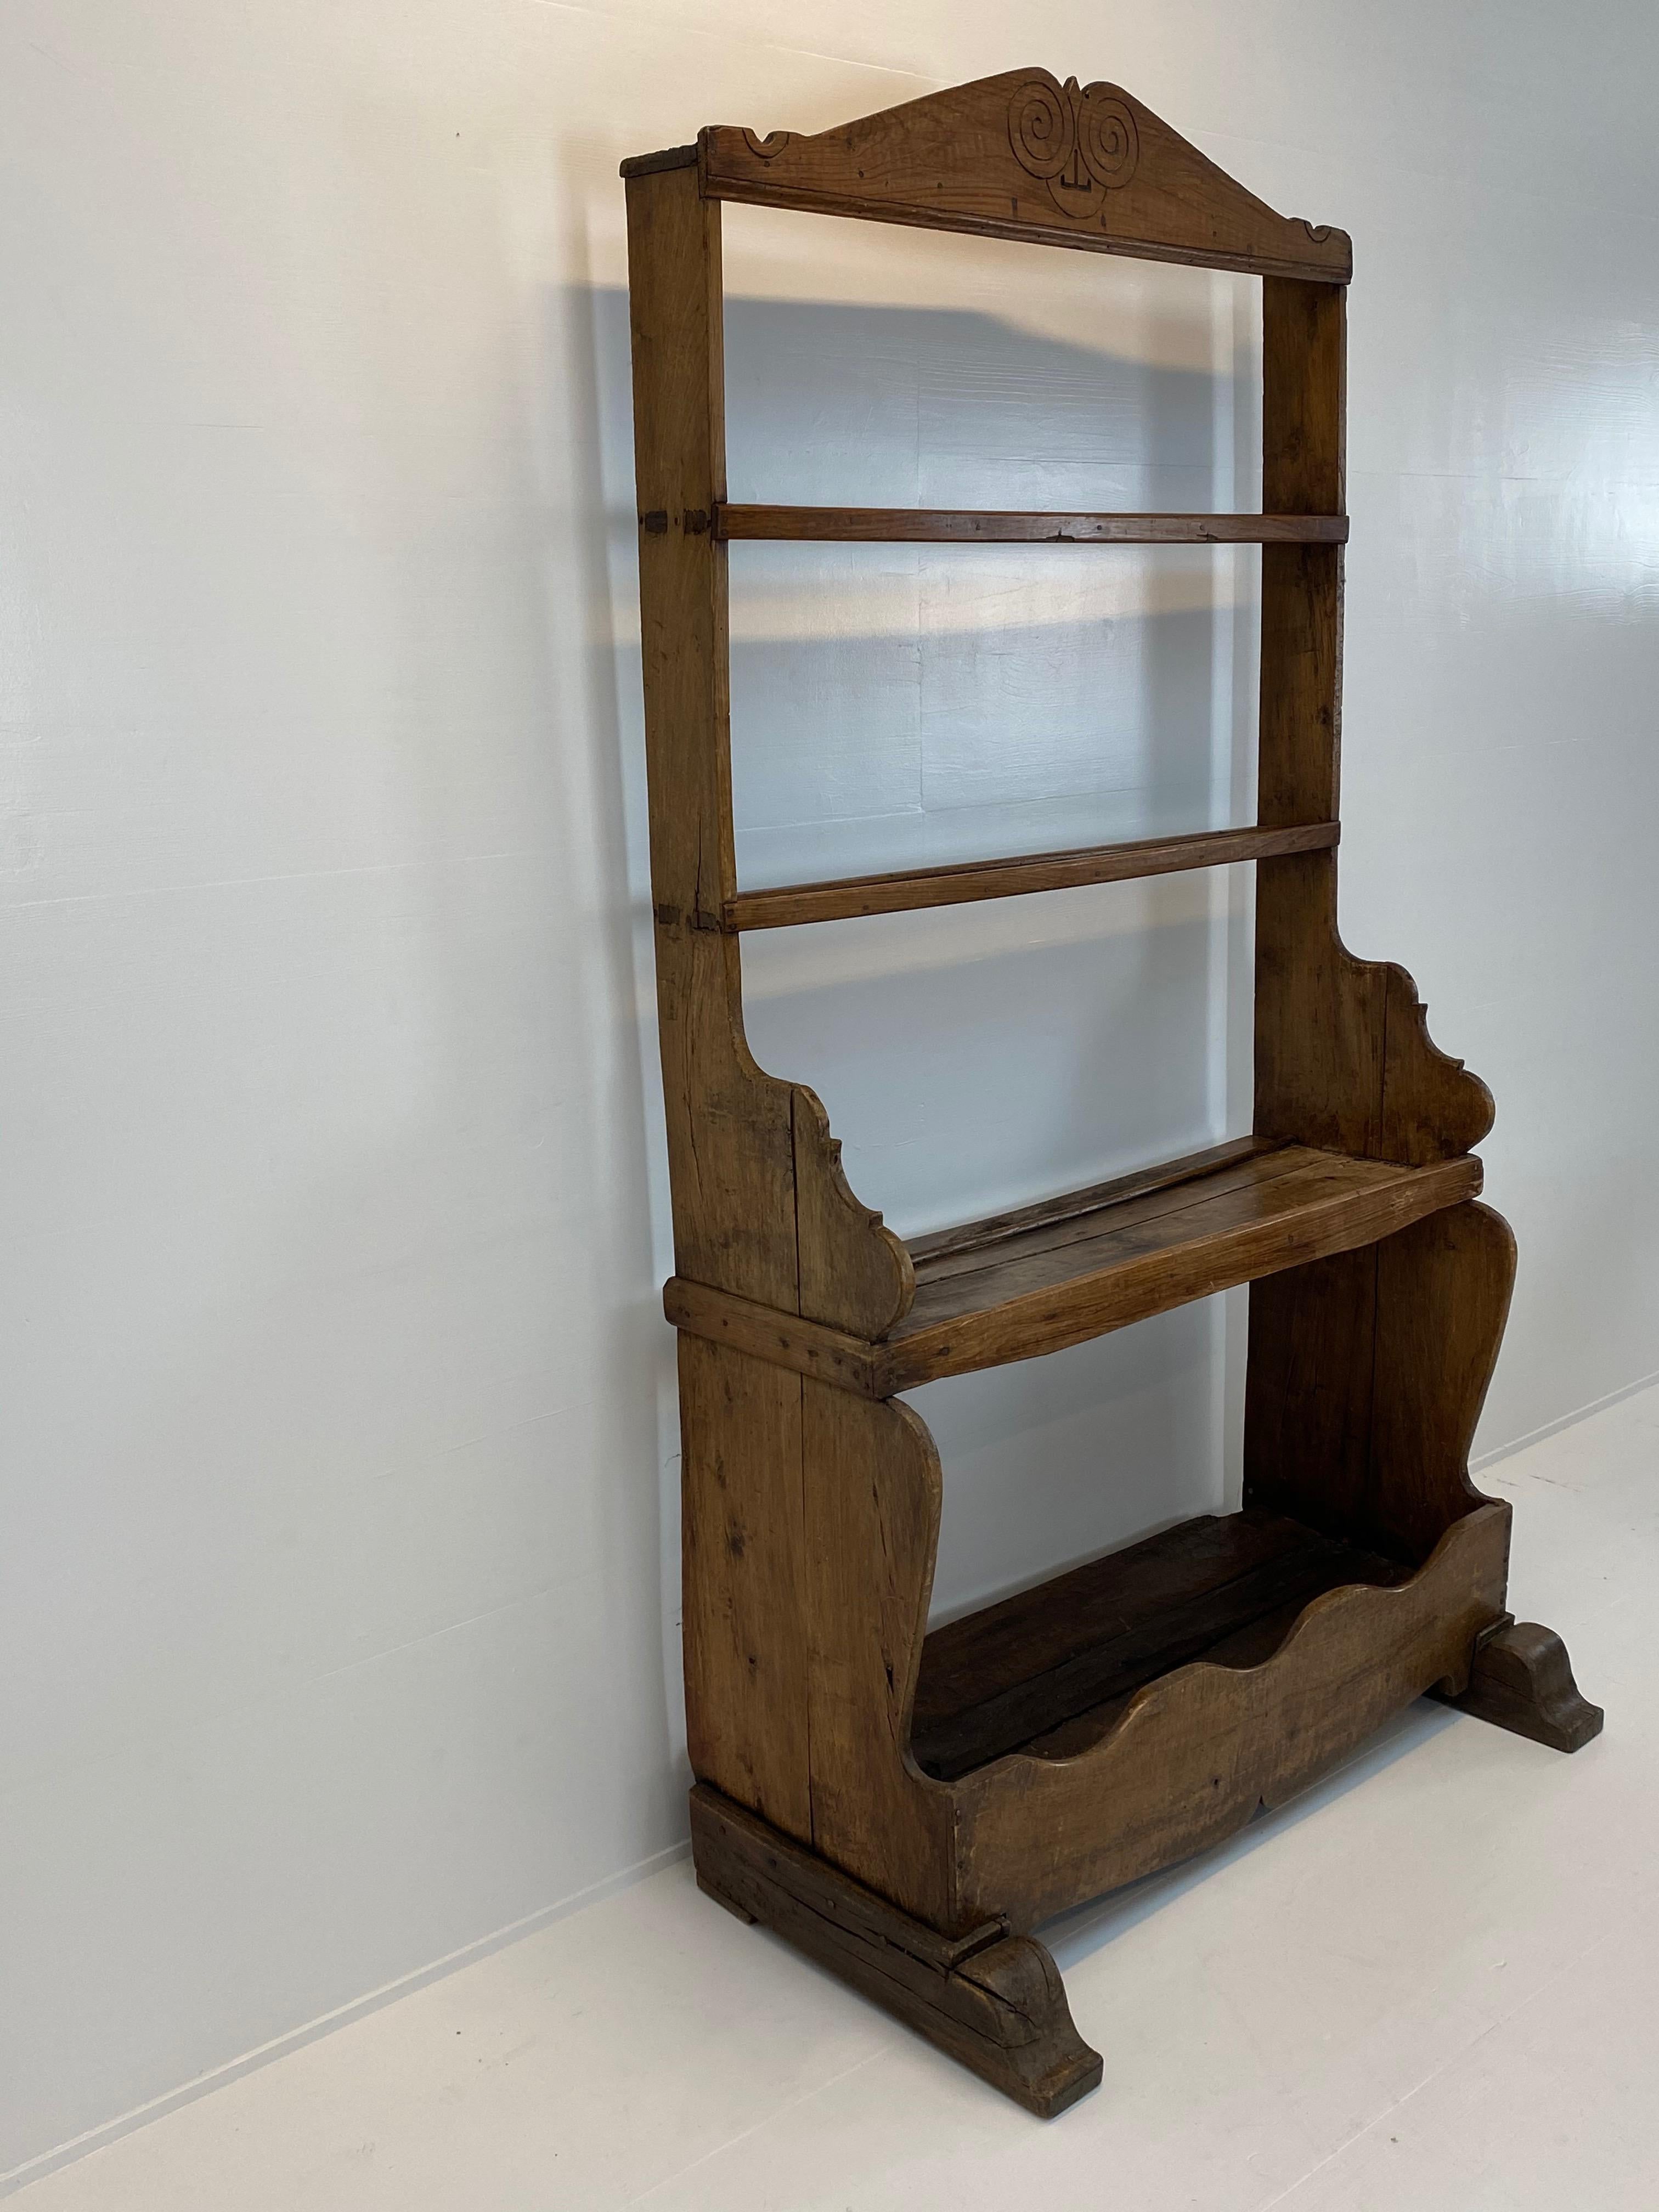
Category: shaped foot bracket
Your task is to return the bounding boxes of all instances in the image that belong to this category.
[1437,1618,1604,1752]
[689,1783,1102,2119]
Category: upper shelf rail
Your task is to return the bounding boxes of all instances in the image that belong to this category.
[725,822,1339,932]
[622,70,1352,284]
[715,506,1347,545]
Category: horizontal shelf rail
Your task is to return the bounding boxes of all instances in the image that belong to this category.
[724,822,1339,931]
[715,504,1348,545]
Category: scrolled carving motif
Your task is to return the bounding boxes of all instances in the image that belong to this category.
[1077,86,1138,188]
[1006,75,1075,180]
[1008,74,1139,223]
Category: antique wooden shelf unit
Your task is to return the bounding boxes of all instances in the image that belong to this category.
[622,71,1601,2118]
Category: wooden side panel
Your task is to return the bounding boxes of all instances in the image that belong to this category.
[1380,962,1497,1162]
[1244,1243,1379,1539]
[793,1087,912,1339]
[1255,279,1371,1153]
[678,1336,811,1841]
[699,72,1352,281]
[800,1384,957,1927]
[626,164,798,1308]
[1249,281,1505,1573]
[1247,1203,1515,1565]
[950,1504,1511,1929]
[1254,278,1493,1165]
[1367,1201,1517,1558]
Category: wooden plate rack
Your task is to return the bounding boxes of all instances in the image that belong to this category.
[622,70,1601,2118]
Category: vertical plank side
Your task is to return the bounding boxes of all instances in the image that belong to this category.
[1249,278,1385,1554]
[626,163,799,1309]
[1243,1243,1379,1540]
[1367,1201,1517,1561]
[629,174,812,1843]
[1254,279,1383,1157]
[801,1384,957,1928]
[679,1337,812,1842]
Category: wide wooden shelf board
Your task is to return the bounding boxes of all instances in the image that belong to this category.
[725,823,1339,931]
[912,1509,1409,1781]
[716,504,1347,545]
[663,1138,1483,1398]
[883,1141,1483,1389]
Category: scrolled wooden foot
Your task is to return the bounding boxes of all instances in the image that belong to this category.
[1443,1621,1604,1752]
[689,1784,1102,2119]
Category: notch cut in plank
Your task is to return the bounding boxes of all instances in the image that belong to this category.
[725,822,1340,932]
[911,1510,1409,1781]
[716,504,1348,544]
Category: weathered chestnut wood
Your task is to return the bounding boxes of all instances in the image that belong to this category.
[798,1386,956,1920]
[677,1336,812,1842]
[625,157,912,1339]
[724,822,1340,932]
[949,1504,1513,1930]
[1438,1621,1605,1752]
[663,1274,884,1398]
[716,504,1347,544]
[694,71,1352,282]
[888,1146,1482,1388]
[912,1511,1407,1781]
[665,1144,1483,1397]
[906,1135,1274,1263]
[625,81,1599,2120]
[690,1785,1103,2119]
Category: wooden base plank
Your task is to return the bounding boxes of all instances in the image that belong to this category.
[689,1785,1103,2119]
[1435,1620,1604,1752]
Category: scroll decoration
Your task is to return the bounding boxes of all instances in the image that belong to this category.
[1007,75,1140,221]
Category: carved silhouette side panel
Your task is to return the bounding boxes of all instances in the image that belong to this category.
[800,1386,957,1925]
[627,161,916,1848]
[1248,276,1509,1567]
[1247,1204,1516,1563]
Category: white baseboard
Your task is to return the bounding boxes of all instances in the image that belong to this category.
[1,1836,692,2199]
[1470,1365,1659,1474]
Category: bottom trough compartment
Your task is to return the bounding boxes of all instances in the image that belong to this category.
[911,1509,1413,1782]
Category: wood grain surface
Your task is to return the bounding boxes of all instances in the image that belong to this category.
[724,823,1339,932]
[691,71,1353,281]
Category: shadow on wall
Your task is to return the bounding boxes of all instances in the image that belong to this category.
[583,278,1259,1632]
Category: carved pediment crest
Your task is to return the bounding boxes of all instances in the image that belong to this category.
[1006,74,1139,221]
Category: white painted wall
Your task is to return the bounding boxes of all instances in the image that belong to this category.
[4,0,1657,2181]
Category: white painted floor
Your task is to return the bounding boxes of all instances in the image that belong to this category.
[20,1384,1659,2211]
